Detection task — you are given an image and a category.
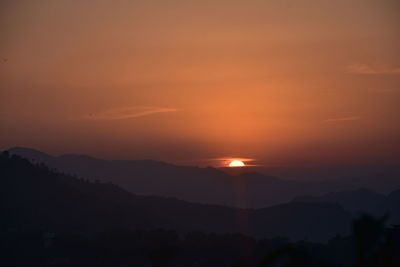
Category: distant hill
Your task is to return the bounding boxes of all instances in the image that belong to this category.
[8,147,351,208]
[380,190,400,223]
[292,188,400,224]
[292,189,386,214]
[1,151,352,242]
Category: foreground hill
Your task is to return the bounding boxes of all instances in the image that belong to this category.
[8,147,351,208]
[1,151,352,242]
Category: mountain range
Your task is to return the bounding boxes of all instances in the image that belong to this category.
[8,147,357,208]
[2,149,400,243]
[1,151,353,242]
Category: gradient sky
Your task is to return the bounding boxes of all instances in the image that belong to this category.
[1,0,399,169]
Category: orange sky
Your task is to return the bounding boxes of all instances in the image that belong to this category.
[1,0,399,168]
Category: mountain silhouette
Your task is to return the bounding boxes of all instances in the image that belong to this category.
[292,188,400,224]
[1,151,353,242]
[380,190,400,223]
[8,147,352,208]
[292,188,386,214]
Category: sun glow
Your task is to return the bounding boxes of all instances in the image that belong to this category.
[229,160,245,167]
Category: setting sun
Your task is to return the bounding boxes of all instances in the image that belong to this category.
[229,160,245,167]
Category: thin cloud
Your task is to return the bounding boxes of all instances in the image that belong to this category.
[324,116,360,123]
[346,63,400,75]
[84,106,179,120]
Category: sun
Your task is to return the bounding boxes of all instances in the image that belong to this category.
[229,160,245,167]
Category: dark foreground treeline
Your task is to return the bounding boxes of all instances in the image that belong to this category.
[1,151,400,266]
[2,217,400,267]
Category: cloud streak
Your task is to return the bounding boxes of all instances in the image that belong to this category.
[346,63,400,75]
[84,106,179,120]
[324,116,360,123]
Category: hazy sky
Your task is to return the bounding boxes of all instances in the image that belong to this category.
[1,0,399,168]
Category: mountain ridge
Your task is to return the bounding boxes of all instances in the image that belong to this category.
[1,151,353,242]
[7,147,351,208]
